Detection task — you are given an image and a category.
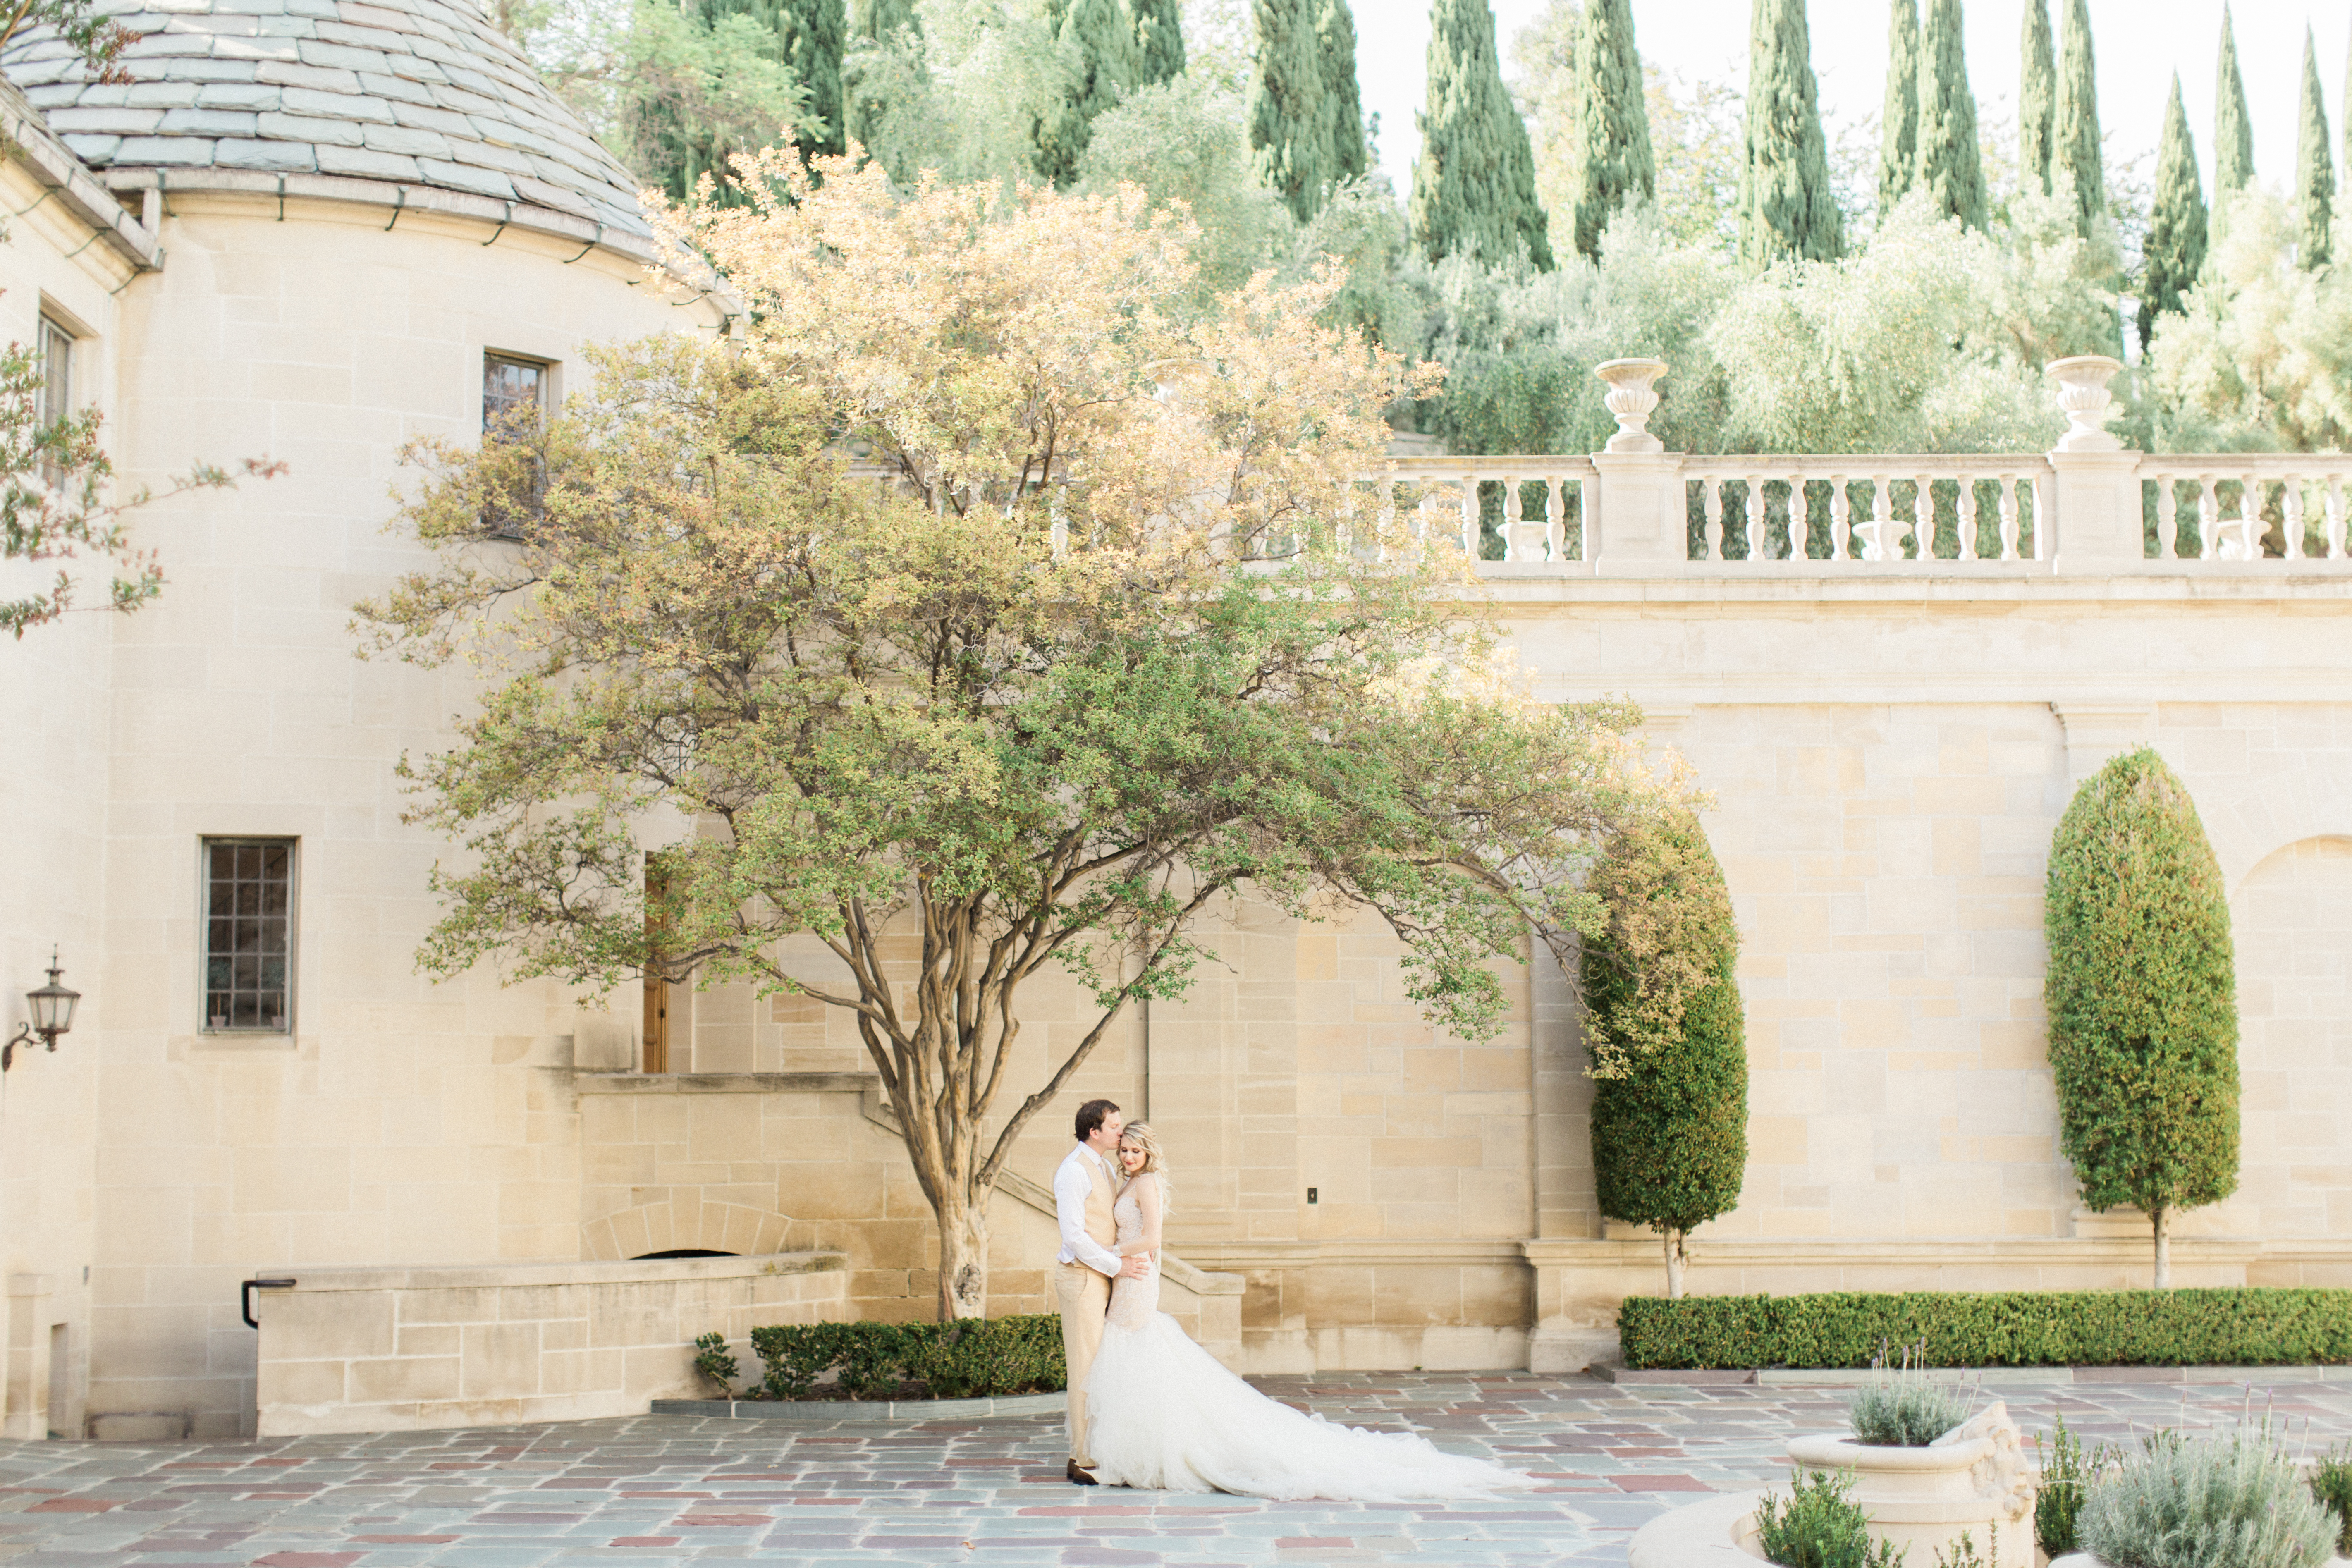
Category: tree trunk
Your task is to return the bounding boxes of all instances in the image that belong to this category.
[1664,1228,1687,1299]
[936,1190,992,1321]
[2150,1205,2171,1290]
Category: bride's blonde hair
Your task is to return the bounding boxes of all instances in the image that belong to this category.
[1117,1122,1172,1216]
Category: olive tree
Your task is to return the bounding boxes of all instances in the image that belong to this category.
[2044,748,2240,1288]
[356,153,1685,1319]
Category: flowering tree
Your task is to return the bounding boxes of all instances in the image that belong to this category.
[357,155,1683,1318]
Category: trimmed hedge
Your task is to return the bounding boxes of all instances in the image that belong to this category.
[747,1314,1064,1400]
[1618,1289,2352,1370]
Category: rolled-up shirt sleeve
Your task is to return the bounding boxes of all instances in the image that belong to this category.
[1055,1154,1121,1276]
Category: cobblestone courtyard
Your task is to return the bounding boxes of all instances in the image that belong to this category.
[4,1372,2352,1567]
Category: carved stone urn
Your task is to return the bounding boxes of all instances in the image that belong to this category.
[2047,356,2125,453]
[1596,358,1669,453]
[1785,1401,2036,1568]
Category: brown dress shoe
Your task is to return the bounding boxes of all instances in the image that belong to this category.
[1066,1460,1100,1486]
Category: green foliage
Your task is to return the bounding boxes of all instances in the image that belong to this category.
[2052,0,2100,240]
[1932,1531,1988,1568]
[1876,0,1919,218]
[2295,28,2332,271]
[2140,76,2206,356]
[2017,0,2053,195]
[2308,1444,2352,1555]
[1582,809,1745,1252]
[1033,0,1142,185]
[2213,5,2254,245]
[1615,1288,2352,1371]
[1411,0,1553,268]
[1914,0,1982,232]
[1079,76,1292,299]
[1564,0,1655,261]
[2044,749,2240,1259]
[2079,1426,2337,1568]
[749,1316,1065,1399]
[2145,189,2352,452]
[0,0,135,81]
[621,0,823,202]
[691,1331,740,1394]
[1848,1353,1972,1446]
[1757,1470,1908,1568]
[1133,0,1184,84]
[2034,1414,2116,1558]
[1740,0,1843,266]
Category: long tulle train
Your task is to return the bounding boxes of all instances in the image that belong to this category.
[1084,1313,1538,1500]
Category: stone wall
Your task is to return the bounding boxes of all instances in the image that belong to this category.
[252,1252,847,1437]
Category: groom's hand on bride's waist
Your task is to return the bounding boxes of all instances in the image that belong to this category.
[1117,1255,1151,1279]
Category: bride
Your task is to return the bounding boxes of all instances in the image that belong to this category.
[1082,1123,1538,1500]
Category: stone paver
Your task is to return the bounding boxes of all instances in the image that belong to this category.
[2,1372,2350,1566]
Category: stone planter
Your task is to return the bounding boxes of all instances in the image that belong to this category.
[1786,1402,2036,1568]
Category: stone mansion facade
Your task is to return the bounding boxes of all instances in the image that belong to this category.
[2,0,2351,1442]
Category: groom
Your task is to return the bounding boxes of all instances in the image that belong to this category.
[1054,1097,1149,1486]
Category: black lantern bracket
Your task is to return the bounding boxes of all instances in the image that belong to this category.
[4,948,80,1072]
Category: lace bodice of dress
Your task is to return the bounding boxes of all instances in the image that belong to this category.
[1106,1176,1160,1329]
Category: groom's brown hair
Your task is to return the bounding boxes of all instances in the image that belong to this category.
[1073,1099,1120,1141]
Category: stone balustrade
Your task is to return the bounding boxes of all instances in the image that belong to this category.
[1351,357,2352,576]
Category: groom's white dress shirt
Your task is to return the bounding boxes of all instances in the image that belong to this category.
[1054,1144,1122,1276]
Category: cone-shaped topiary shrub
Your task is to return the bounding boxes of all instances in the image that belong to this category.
[2044,748,2239,1289]
[1584,806,1747,1299]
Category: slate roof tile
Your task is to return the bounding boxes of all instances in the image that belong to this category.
[4,0,650,237]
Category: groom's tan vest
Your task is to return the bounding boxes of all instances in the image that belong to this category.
[1079,1153,1118,1252]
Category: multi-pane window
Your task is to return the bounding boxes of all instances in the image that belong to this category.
[37,315,72,486]
[202,839,295,1033]
[481,352,548,538]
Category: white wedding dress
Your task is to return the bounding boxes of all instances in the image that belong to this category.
[1083,1174,1538,1500]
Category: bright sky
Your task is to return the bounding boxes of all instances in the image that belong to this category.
[1355,0,2346,206]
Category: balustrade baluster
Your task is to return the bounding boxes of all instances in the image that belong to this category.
[1460,476,1480,557]
[1500,475,1523,561]
[2152,473,2179,559]
[1956,476,1979,561]
[1543,478,1563,562]
[1865,474,1895,561]
[1701,478,1723,560]
[1786,473,1807,559]
[2283,477,2307,561]
[1743,474,1766,559]
[2241,471,2261,559]
[1997,475,2020,560]
[2197,475,2218,559]
[1910,472,1932,559]
[2330,476,2347,560]
[1830,476,1851,559]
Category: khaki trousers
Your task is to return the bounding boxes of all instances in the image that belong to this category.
[1056,1260,1111,1465]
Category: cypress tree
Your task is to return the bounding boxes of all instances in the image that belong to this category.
[1876,0,1920,217]
[1915,0,1985,229]
[848,0,913,36]
[1566,0,1656,259]
[1317,0,1368,189]
[2019,0,2055,195]
[1250,0,1328,221]
[2053,0,2101,237]
[1739,0,1843,266]
[2044,750,2240,1292]
[2296,26,2333,268]
[2213,4,2254,245]
[1583,808,1747,1302]
[1034,0,1142,187]
[1410,0,1554,268]
[2141,74,2208,353]
[1133,0,1184,85]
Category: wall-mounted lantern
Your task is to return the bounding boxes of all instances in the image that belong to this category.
[4,949,80,1071]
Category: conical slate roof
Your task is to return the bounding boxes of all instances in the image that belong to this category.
[2,0,649,237]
